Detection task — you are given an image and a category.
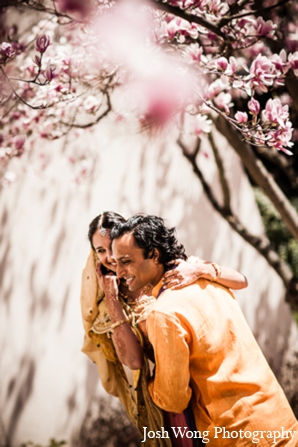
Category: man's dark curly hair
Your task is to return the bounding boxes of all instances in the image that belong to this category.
[110,214,187,270]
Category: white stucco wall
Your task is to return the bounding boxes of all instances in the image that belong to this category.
[0,119,297,446]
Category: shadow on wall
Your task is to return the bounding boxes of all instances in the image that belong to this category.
[4,356,36,446]
[77,397,141,447]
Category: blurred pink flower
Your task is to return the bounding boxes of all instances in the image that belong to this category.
[214,92,232,114]
[139,73,188,129]
[35,35,50,54]
[13,136,25,156]
[94,2,152,67]
[33,54,41,67]
[83,95,100,113]
[253,17,276,38]
[94,1,196,129]
[56,0,92,17]
[44,60,55,82]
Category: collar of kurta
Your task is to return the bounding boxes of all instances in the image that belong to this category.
[151,278,165,299]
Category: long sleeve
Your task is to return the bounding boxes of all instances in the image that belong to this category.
[147,310,192,413]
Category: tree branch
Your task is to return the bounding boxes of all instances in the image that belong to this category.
[149,0,226,39]
[177,137,298,311]
[214,115,298,240]
[219,0,290,26]
[254,145,298,190]
[61,91,112,129]
[208,131,232,213]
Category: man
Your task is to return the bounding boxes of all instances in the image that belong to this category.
[111,214,298,446]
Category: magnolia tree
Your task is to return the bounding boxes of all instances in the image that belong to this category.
[1,0,298,307]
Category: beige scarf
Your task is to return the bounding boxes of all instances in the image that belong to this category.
[80,250,172,446]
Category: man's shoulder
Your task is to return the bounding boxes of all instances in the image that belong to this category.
[150,282,202,312]
[151,279,235,314]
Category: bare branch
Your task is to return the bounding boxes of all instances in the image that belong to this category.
[214,115,298,240]
[208,131,231,213]
[254,145,298,190]
[149,0,226,40]
[0,66,53,111]
[61,91,112,129]
[219,0,290,26]
[177,137,298,310]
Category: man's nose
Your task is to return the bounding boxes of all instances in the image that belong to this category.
[116,264,125,278]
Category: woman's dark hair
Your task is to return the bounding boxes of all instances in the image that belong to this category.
[88,211,126,250]
[110,214,187,270]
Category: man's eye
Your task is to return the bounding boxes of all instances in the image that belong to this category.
[122,260,130,265]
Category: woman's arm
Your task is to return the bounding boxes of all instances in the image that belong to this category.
[95,263,143,370]
[162,258,248,291]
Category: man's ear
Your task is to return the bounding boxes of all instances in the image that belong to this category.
[152,248,160,264]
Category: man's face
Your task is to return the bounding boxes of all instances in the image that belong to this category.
[112,233,164,292]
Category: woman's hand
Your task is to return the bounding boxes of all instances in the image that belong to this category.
[95,261,143,370]
[162,259,201,290]
[162,258,248,290]
[95,262,118,298]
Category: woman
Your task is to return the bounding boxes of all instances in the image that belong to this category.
[80,211,248,446]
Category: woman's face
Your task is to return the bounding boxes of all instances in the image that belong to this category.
[92,229,116,272]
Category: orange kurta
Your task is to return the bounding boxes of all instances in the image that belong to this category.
[147,279,298,446]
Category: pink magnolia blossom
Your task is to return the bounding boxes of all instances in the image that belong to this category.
[194,114,212,136]
[164,19,179,39]
[267,124,294,154]
[0,42,15,64]
[271,49,288,74]
[262,98,290,127]
[35,35,51,54]
[216,57,229,72]
[185,43,204,63]
[288,51,298,76]
[206,78,230,99]
[248,98,260,115]
[248,54,276,92]
[235,111,248,123]
[253,17,276,38]
[214,92,232,114]
[228,56,237,74]
[261,98,293,152]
